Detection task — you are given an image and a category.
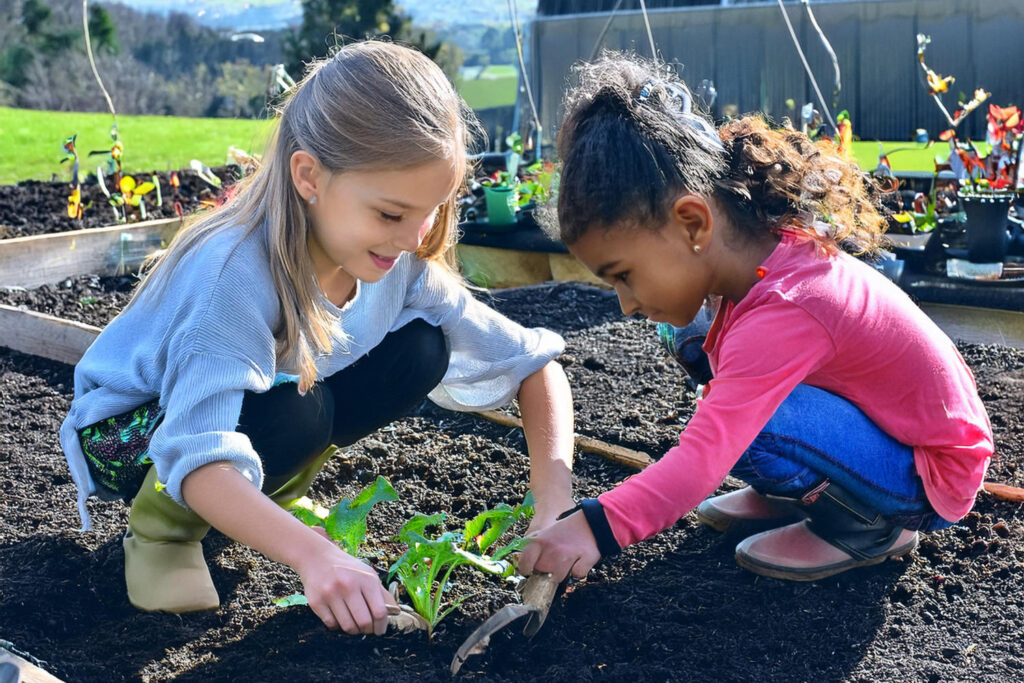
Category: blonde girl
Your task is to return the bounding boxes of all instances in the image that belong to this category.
[60,41,575,636]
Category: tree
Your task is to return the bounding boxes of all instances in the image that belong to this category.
[284,0,459,82]
[20,0,51,36]
[88,5,120,56]
[0,45,34,88]
[285,0,410,77]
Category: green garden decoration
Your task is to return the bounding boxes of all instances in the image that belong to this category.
[483,183,519,228]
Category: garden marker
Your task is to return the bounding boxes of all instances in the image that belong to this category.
[61,135,85,221]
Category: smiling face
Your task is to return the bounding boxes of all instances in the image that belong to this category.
[294,156,459,291]
[569,221,714,327]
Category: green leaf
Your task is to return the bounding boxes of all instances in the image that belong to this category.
[274,593,308,608]
[289,496,328,527]
[491,536,530,563]
[324,476,398,555]
[396,512,446,543]
[505,132,523,155]
[462,504,517,555]
[388,530,465,626]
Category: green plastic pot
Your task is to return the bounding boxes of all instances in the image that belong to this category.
[483,185,519,228]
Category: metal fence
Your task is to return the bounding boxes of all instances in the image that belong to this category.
[528,0,1024,144]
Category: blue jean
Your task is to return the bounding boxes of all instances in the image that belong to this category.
[731,384,952,532]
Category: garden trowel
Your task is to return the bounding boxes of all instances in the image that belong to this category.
[449,572,560,675]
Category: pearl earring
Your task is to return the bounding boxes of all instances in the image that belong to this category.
[693,245,702,254]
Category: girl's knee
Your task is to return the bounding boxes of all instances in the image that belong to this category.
[393,320,449,390]
[242,383,335,477]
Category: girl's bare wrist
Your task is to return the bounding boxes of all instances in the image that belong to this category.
[287,526,340,576]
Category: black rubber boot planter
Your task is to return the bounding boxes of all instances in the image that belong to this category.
[962,194,1013,263]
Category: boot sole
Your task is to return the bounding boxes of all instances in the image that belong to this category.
[734,533,919,582]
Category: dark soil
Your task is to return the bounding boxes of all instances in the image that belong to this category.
[0,167,239,240]
[2,282,1024,682]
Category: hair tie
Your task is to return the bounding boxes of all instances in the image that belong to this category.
[642,79,725,154]
[637,80,654,103]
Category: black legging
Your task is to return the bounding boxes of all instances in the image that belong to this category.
[236,319,449,484]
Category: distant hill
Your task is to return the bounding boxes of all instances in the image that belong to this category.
[109,0,536,32]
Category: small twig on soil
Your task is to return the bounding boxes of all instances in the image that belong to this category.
[473,410,653,470]
[475,414,1024,505]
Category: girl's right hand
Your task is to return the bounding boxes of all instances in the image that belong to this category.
[296,543,397,636]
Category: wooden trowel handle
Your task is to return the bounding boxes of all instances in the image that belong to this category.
[521,572,560,638]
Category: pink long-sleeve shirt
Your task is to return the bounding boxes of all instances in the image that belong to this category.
[600,232,994,549]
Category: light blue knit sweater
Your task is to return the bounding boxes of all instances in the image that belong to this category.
[59,223,564,530]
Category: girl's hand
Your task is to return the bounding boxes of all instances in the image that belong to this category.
[517,510,601,582]
[296,543,397,636]
[525,495,577,537]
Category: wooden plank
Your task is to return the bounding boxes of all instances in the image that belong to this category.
[0,650,65,682]
[0,218,182,289]
[0,305,100,365]
[920,303,1024,351]
[886,233,932,251]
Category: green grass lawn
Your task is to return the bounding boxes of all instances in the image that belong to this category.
[0,107,274,185]
[456,65,518,110]
[0,105,991,185]
[849,139,989,174]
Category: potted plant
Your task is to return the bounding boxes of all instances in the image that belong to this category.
[950,104,1023,263]
[475,132,524,229]
[915,34,1022,264]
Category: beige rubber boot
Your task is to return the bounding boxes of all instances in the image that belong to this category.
[264,445,339,509]
[123,466,219,613]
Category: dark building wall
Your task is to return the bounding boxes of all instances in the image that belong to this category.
[529,0,1024,144]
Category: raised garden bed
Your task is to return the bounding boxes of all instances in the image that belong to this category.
[2,280,1024,682]
[0,167,238,240]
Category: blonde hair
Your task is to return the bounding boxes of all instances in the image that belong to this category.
[131,40,478,392]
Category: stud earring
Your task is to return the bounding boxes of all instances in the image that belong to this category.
[308,195,317,205]
[693,245,702,254]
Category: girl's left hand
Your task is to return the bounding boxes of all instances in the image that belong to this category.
[525,496,577,536]
[517,510,601,582]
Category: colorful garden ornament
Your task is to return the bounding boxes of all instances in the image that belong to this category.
[916,34,990,132]
[60,135,85,221]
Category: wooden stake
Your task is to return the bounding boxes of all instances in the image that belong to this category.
[983,481,1024,503]
[474,409,653,470]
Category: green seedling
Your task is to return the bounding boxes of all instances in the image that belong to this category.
[289,474,398,555]
[274,475,398,608]
[388,493,534,636]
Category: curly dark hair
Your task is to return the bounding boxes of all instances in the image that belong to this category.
[549,52,887,257]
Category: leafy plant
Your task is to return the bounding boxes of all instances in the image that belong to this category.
[387,493,534,636]
[290,475,398,556]
[273,476,398,608]
[276,478,535,637]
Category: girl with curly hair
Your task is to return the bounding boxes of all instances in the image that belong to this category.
[520,53,992,582]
